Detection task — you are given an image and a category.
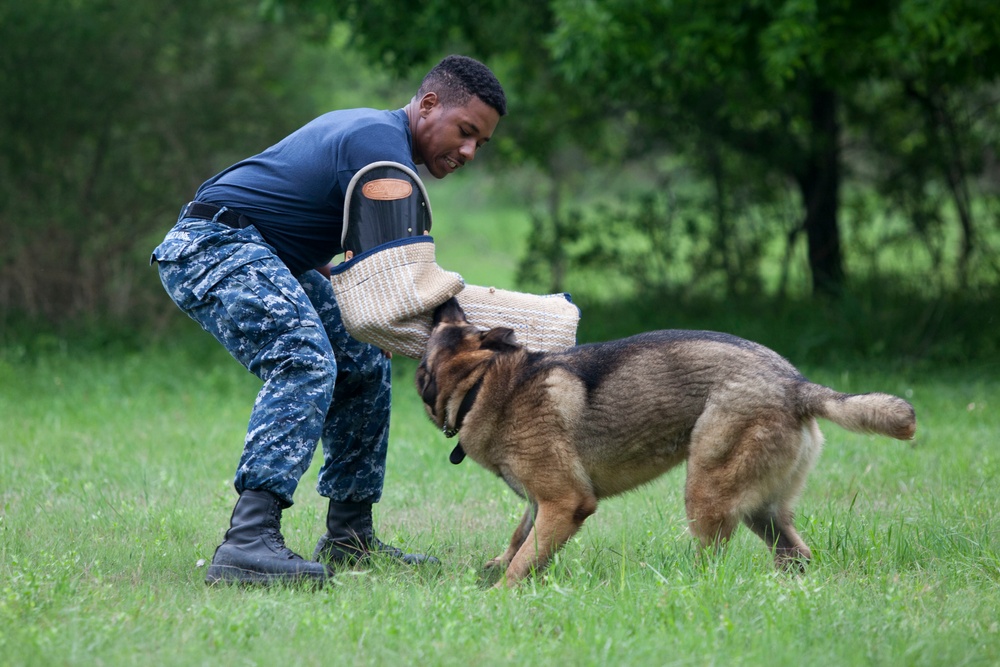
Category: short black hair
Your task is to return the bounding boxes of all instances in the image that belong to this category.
[418,55,507,117]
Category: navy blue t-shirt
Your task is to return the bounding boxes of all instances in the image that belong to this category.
[195,108,415,274]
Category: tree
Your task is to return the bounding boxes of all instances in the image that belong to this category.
[287,0,1000,298]
[0,0,327,325]
[546,0,1000,295]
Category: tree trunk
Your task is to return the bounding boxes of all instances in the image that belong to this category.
[904,83,975,287]
[797,87,844,296]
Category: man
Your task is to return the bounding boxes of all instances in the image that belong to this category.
[151,55,506,585]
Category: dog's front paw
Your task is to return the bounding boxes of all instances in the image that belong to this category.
[483,557,507,571]
[476,557,509,589]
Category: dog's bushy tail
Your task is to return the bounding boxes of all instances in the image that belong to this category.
[799,383,916,440]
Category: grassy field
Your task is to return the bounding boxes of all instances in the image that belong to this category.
[1,335,998,666]
[2,175,999,665]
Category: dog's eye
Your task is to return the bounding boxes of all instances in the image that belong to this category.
[419,372,438,407]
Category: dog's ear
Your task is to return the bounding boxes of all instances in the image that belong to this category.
[480,327,519,352]
[433,297,466,326]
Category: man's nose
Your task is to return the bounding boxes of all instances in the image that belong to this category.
[459,139,477,162]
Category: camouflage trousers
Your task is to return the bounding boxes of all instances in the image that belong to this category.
[151,215,391,507]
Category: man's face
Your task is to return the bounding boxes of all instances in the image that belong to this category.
[412,93,501,179]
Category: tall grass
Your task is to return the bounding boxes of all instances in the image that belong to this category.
[2,173,998,665]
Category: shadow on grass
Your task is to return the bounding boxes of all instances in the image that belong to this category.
[573,281,1000,371]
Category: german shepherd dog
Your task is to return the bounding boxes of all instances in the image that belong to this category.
[416,298,916,587]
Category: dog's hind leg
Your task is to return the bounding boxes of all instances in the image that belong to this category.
[743,507,811,571]
[683,495,740,555]
[498,493,597,588]
[743,420,820,571]
[485,501,537,570]
[683,425,747,555]
[687,416,819,570]
[748,435,818,569]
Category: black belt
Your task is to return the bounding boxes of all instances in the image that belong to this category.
[179,201,254,229]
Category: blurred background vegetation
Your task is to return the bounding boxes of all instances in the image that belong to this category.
[1,0,998,366]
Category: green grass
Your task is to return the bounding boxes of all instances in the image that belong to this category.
[1,329,999,666]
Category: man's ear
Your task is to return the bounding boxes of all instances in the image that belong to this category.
[480,327,519,352]
[419,92,439,116]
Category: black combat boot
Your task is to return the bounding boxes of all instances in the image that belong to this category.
[205,490,329,586]
[313,501,440,566]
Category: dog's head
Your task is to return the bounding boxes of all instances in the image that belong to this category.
[416,298,520,434]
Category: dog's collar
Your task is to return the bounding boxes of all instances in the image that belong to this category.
[443,376,484,439]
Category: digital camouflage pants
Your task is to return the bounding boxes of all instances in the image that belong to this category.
[151,215,391,507]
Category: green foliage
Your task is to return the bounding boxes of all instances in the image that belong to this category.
[518,171,1000,307]
[3,0,999,328]
[518,157,797,300]
[0,0,334,325]
[545,0,1000,294]
[282,0,624,172]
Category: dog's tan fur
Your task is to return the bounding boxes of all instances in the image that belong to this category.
[417,299,916,587]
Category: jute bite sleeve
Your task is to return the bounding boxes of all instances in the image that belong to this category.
[327,236,580,359]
